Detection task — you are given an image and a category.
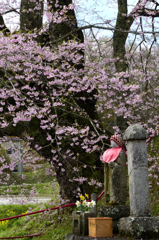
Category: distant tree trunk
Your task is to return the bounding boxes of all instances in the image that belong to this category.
[20,0,43,32]
[113,0,133,73]
[48,0,84,43]
[113,0,159,73]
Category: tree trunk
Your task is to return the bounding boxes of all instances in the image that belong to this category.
[20,0,43,32]
[48,0,84,43]
[113,0,133,72]
[16,0,104,202]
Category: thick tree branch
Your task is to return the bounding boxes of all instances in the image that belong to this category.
[1,8,20,15]
[139,8,159,17]
[129,0,159,18]
[0,14,10,36]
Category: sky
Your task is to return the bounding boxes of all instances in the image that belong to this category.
[2,0,159,42]
[75,1,140,26]
[77,0,159,46]
[75,0,159,38]
[2,0,138,32]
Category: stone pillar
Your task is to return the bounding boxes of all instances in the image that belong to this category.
[118,124,159,238]
[124,124,151,217]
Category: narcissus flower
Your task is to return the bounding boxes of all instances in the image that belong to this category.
[75,200,81,207]
[85,193,89,199]
[79,194,85,201]
[87,200,96,208]
[82,199,87,207]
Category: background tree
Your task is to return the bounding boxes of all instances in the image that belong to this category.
[0,0,110,202]
[113,0,159,73]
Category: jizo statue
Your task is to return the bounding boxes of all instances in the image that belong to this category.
[102,135,127,205]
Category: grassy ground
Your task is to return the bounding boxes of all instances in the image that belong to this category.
[0,182,58,195]
[0,163,57,196]
[0,195,158,240]
[0,203,73,239]
[0,162,158,240]
[0,163,74,239]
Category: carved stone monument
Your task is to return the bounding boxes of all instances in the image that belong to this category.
[99,135,130,233]
[118,124,159,238]
[105,142,127,205]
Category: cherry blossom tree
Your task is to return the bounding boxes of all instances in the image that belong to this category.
[0,0,109,202]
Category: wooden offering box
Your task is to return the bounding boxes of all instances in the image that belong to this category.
[88,217,113,238]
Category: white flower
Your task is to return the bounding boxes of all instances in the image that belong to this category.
[75,201,81,207]
[88,200,96,208]
[82,199,87,207]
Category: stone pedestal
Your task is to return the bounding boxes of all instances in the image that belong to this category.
[66,234,115,240]
[66,233,135,240]
[118,124,159,238]
[72,212,95,236]
[118,216,159,238]
[99,205,130,233]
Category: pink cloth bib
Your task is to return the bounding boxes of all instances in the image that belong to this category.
[102,147,122,163]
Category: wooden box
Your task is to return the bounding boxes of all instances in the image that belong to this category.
[88,217,113,237]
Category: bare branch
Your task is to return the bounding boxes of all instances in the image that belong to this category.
[48,23,159,45]
[152,2,157,41]
[90,28,102,60]
[149,0,159,7]
[128,25,140,53]
[140,17,146,42]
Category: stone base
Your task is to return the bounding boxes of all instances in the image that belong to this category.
[65,233,135,240]
[66,233,113,240]
[118,216,159,238]
[99,205,130,233]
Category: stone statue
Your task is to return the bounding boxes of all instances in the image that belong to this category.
[103,135,127,205]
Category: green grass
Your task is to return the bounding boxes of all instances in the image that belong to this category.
[0,182,59,196]
[0,162,58,196]
[22,164,54,184]
[0,164,72,240]
[0,203,73,240]
[150,188,159,216]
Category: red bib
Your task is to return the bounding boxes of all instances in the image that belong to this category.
[102,147,122,163]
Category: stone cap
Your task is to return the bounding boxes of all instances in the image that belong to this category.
[123,124,148,141]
